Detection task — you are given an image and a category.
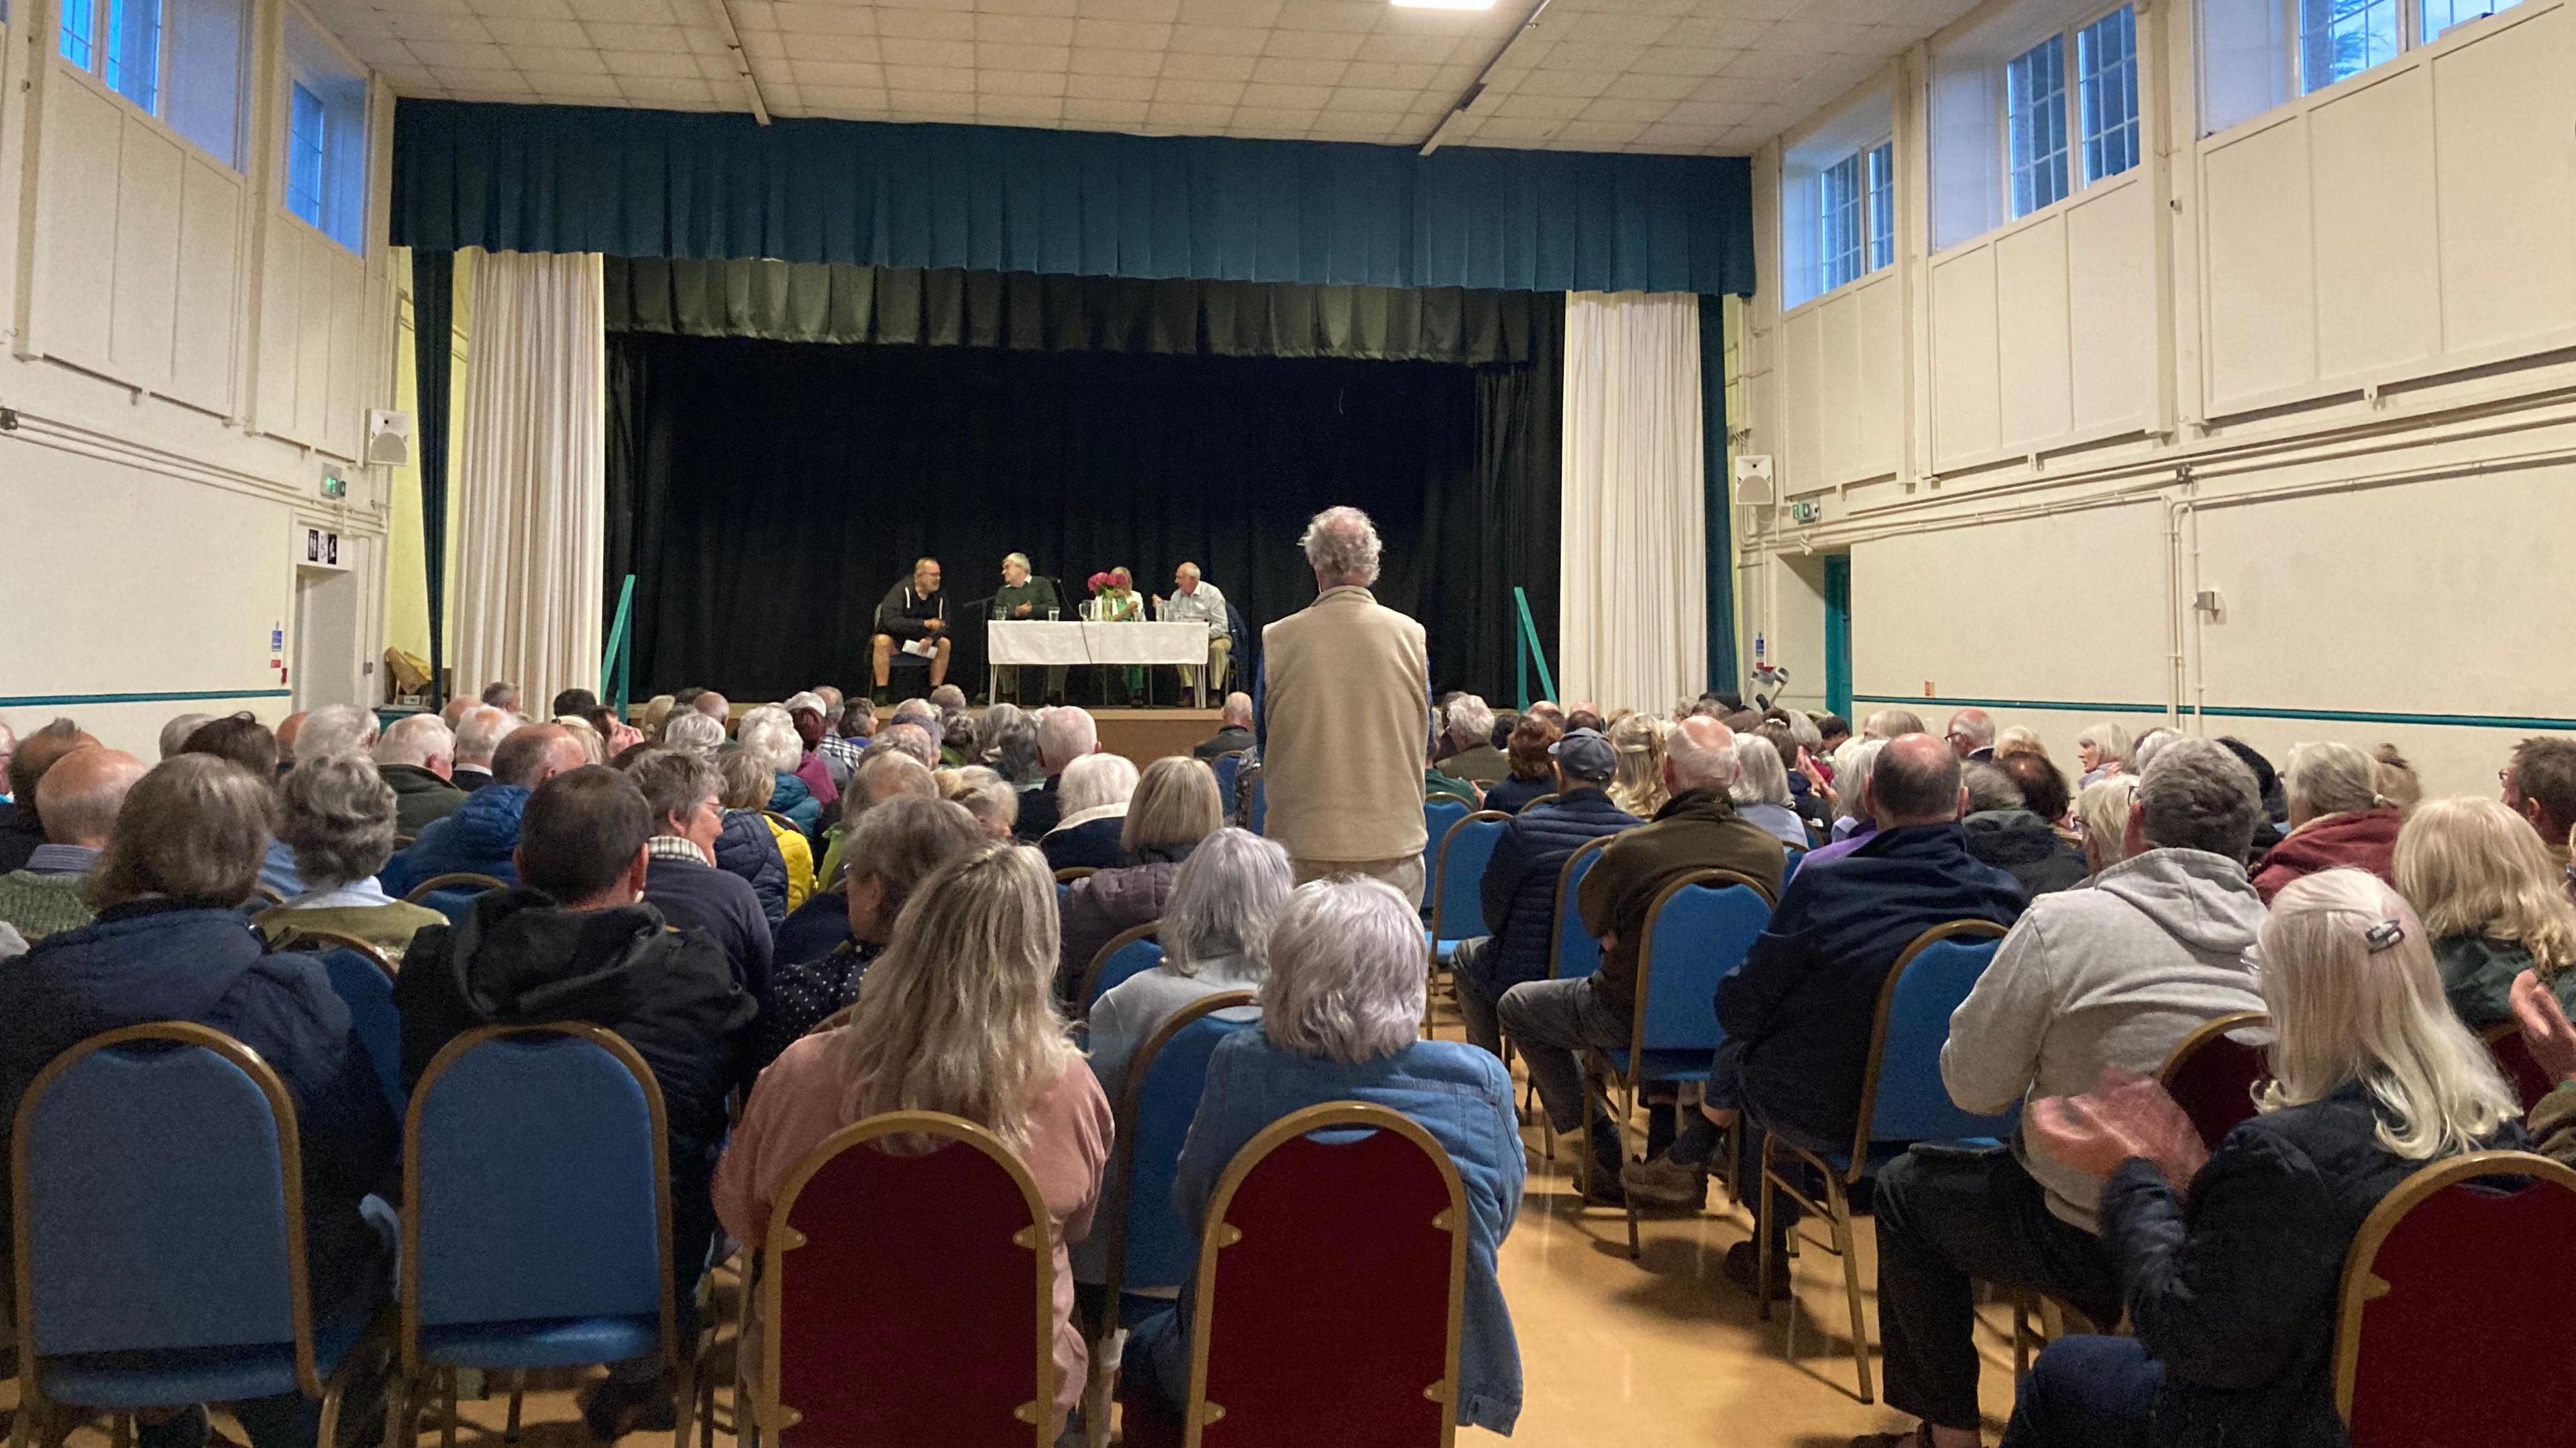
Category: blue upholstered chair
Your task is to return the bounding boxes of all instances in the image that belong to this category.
[401,872,508,926]
[1548,836,1617,984]
[318,946,406,1119]
[396,1024,689,1448]
[1083,993,1263,1444]
[1078,924,1165,1018]
[1584,869,1776,1258]
[13,1023,388,1448]
[1783,846,1808,882]
[1210,753,1246,824]
[1420,799,1471,910]
[1427,811,1510,963]
[1756,919,2015,1403]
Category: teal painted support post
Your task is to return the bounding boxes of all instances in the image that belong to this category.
[1513,586,1557,707]
[600,574,636,717]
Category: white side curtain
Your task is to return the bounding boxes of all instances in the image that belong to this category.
[454,249,606,711]
[1559,291,1706,713]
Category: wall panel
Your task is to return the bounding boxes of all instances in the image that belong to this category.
[1994,217,2072,449]
[2432,5,2576,353]
[1856,276,1902,476]
[1929,247,2001,467]
[109,123,184,392]
[171,158,244,414]
[32,79,124,367]
[2308,68,2438,378]
[295,233,337,445]
[1782,304,1823,490]
[1818,290,1861,482]
[2201,117,2316,408]
[256,221,302,429]
[2065,180,2154,434]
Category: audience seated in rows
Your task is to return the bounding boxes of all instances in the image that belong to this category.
[1960,758,2090,897]
[374,713,467,834]
[1603,712,1668,820]
[1633,735,2024,1290]
[0,719,96,873]
[1073,827,1291,1297]
[256,755,445,960]
[2000,869,2525,1448]
[0,755,398,1448]
[156,712,213,761]
[2076,721,2132,787]
[394,765,755,1438]
[1945,708,1997,763]
[781,693,842,807]
[1730,735,1811,849]
[782,753,945,966]
[2394,795,2576,1029]
[1122,876,1525,1436]
[716,842,1112,1440]
[1426,746,1481,807]
[1043,752,1140,874]
[713,747,812,917]
[1015,706,1100,842]
[1055,757,1222,1004]
[1859,738,2271,1448]
[1451,728,1639,1060]
[737,706,825,833]
[2250,741,2405,902]
[979,703,1042,789]
[812,746,934,894]
[380,724,587,896]
[449,704,516,792]
[2501,735,2576,877]
[1499,718,1784,1199]
[938,764,1020,838]
[626,748,774,998]
[0,743,144,942]
[2076,773,2141,877]
[1482,712,1564,816]
[1442,695,1509,785]
[1191,692,1256,760]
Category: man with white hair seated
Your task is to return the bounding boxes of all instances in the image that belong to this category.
[450,706,513,792]
[1944,707,1996,762]
[1258,506,1434,901]
[1014,705,1099,842]
[375,714,466,834]
[1040,753,1139,873]
[293,702,379,764]
[1441,694,1508,785]
[1495,717,1786,1201]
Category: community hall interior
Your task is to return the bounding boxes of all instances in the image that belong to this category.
[3,1,2574,1447]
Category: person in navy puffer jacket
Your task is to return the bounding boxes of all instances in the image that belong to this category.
[1448,727,1638,1061]
[0,756,398,1448]
[379,724,587,896]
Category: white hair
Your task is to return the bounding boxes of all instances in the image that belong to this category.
[737,710,803,775]
[1299,506,1383,586]
[2131,727,2180,775]
[1258,877,1426,1063]
[1729,734,1792,808]
[453,706,516,765]
[375,713,455,770]
[2078,720,2133,767]
[1833,738,1888,821]
[295,704,378,763]
[782,691,827,716]
[662,710,725,758]
[1036,706,1098,773]
[2285,740,2385,820]
[1445,694,1495,746]
[1058,751,1139,816]
[158,712,215,761]
[1664,717,1740,792]
[1161,828,1293,975]
[1220,692,1254,729]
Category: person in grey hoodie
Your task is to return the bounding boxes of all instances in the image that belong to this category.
[1852,738,2270,1448]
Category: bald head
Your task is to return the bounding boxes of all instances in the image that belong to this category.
[1664,716,1741,793]
[1869,733,1968,828]
[36,747,148,848]
[491,723,590,789]
[273,712,308,759]
[693,692,730,722]
[1221,691,1253,728]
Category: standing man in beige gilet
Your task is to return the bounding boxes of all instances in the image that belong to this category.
[1256,506,1434,903]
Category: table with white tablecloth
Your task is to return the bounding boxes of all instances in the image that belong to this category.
[985,620,1220,706]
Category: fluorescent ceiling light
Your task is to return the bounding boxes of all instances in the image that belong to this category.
[1392,0,1497,10]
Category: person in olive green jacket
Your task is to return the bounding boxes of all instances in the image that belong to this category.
[375,714,469,836]
[991,552,1065,704]
[2392,797,2576,1031]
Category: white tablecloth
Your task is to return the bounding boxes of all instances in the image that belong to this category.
[987,620,1214,666]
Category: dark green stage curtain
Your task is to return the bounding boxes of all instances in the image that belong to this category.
[395,101,1754,297]
[604,302,1561,704]
[411,250,453,708]
[1701,295,1737,694]
[604,257,1542,365]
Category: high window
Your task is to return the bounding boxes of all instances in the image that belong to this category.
[53,0,247,168]
[282,14,368,252]
[2005,34,2072,219]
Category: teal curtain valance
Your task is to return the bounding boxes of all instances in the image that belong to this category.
[602,257,1550,365]
[394,101,1755,298]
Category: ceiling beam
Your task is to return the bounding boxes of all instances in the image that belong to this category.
[1419,0,1554,156]
[705,0,771,125]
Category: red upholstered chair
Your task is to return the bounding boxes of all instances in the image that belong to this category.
[751,1111,1059,1448]
[2480,1022,2556,1113]
[2334,1150,2576,1445]
[1119,1103,1469,1448]
[2157,1011,2272,1150]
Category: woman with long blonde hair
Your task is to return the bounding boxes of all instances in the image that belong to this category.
[2008,869,2521,1448]
[713,842,1112,1437]
[1605,712,1669,818]
[2395,794,2576,1029]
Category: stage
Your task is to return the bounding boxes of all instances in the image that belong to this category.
[1093,708,1224,767]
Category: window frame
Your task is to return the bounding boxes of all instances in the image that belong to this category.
[1998,5,2142,227]
[2212,0,2526,127]
[1804,135,1899,306]
[278,17,371,256]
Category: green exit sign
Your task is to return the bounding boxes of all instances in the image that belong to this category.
[321,472,347,499]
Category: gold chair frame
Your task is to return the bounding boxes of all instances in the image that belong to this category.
[1169,1102,1471,1448]
[1757,917,2009,1404]
[1055,867,1098,885]
[1077,921,1164,1019]
[1580,868,1776,1260]
[751,1111,1060,1447]
[1081,991,1260,1448]
[267,927,397,978]
[11,1022,384,1448]
[399,873,508,905]
[393,1023,687,1448]
[2330,1148,2576,1427]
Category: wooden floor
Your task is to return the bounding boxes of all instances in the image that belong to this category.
[15,1019,2031,1448]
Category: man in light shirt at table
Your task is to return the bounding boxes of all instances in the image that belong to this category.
[1155,561,1230,700]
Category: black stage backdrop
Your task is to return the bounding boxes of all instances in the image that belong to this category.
[606,292,1558,703]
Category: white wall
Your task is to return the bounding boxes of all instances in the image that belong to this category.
[0,1,398,759]
[1733,0,2576,799]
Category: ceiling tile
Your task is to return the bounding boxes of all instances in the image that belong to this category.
[980,0,1081,17]
[790,33,883,62]
[1061,97,1153,123]
[889,89,981,115]
[979,13,1077,44]
[979,93,1067,119]
[1238,80,1332,109]
[793,58,887,87]
[1176,0,1278,23]
[1075,0,1178,17]
[504,44,610,73]
[407,40,511,68]
[1065,70,1160,100]
[1273,0,1379,32]
[1247,54,1346,86]
[603,49,702,77]
[1148,100,1235,127]
[1262,29,1366,62]
[883,63,979,91]
[1159,50,1257,82]
[481,17,592,46]
[1069,45,1165,76]
[881,37,977,68]
[1164,23,1265,55]
[983,67,1071,97]
[873,8,975,40]
[771,2,877,34]
[798,84,893,110]
[392,15,496,44]
[977,42,1073,71]
[533,71,628,99]
[1154,76,1242,106]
